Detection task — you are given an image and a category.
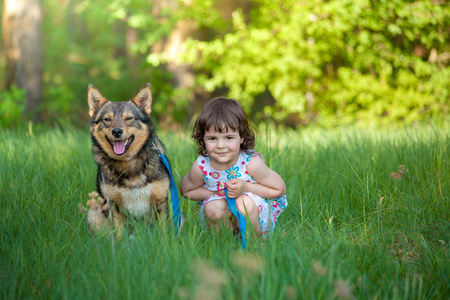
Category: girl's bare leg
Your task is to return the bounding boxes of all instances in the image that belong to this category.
[235,195,262,235]
[203,199,234,232]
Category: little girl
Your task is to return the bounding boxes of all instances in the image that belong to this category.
[180,97,287,239]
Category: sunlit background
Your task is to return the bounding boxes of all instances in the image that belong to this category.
[1,0,449,128]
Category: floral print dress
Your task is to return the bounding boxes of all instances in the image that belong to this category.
[197,150,288,238]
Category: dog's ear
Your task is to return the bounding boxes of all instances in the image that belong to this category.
[131,83,152,115]
[88,84,108,117]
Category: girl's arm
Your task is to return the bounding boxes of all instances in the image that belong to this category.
[227,154,286,199]
[180,160,216,201]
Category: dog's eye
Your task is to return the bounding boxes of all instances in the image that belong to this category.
[104,117,111,122]
[126,117,133,121]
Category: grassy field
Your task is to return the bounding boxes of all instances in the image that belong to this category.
[1,123,449,299]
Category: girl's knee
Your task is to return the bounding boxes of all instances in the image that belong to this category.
[236,195,257,217]
[204,201,230,222]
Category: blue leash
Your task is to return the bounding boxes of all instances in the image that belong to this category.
[153,141,181,233]
[224,188,247,249]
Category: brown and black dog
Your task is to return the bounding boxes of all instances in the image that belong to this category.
[84,83,172,237]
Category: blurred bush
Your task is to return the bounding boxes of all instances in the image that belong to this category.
[1,0,448,128]
[0,85,27,128]
[179,0,449,127]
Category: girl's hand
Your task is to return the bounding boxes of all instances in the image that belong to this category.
[226,179,246,199]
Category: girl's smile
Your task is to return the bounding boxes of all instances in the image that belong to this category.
[203,127,243,171]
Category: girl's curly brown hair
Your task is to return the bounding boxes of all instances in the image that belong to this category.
[192,97,255,155]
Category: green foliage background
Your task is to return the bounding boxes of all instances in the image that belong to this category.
[39,0,177,126]
[0,0,449,127]
[178,0,449,126]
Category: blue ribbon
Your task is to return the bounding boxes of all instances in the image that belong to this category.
[153,140,181,233]
[160,153,181,233]
[224,188,247,249]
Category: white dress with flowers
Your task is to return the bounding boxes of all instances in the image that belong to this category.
[197,150,287,238]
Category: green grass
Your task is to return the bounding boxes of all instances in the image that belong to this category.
[1,123,449,299]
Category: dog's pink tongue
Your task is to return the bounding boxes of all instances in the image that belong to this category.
[113,140,126,155]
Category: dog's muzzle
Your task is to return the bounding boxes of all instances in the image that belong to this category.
[112,128,123,138]
[107,128,134,155]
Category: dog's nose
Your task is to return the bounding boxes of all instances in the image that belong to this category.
[111,128,123,138]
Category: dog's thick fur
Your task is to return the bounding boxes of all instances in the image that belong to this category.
[85,83,170,237]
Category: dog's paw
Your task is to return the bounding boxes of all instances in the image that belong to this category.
[87,205,109,233]
[86,191,105,210]
[78,191,101,214]
[88,191,99,198]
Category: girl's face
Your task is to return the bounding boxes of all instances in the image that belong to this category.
[203,127,244,171]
